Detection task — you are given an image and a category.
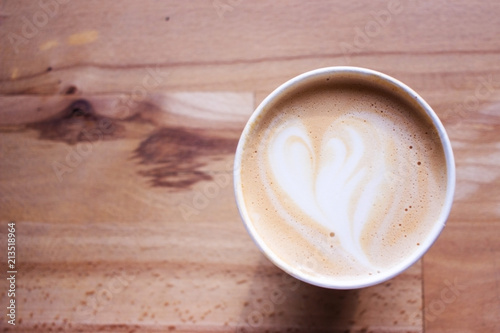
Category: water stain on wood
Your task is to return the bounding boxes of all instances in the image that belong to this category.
[27,99,123,145]
[133,127,237,189]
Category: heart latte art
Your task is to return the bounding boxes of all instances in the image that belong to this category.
[268,116,391,269]
[238,82,447,282]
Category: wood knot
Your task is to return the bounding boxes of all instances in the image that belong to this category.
[66,99,92,119]
[65,85,78,95]
[28,99,123,145]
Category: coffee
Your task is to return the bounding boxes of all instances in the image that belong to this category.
[235,68,453,288]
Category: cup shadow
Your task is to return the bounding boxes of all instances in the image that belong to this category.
[236,256,361,333]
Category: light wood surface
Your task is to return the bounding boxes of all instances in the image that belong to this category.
[1,1,499,332]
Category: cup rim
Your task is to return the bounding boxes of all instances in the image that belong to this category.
[234,66,456,289]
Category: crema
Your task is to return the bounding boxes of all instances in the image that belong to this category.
[238,78,447,283]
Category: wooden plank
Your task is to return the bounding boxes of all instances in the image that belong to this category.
[423,104,500,332]
[1,222,425,332]
[0,93,423,332]
[1,1,500,96]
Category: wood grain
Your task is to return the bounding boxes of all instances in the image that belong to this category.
[1,0,499,332]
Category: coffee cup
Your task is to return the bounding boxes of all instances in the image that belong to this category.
[234,66,455,289]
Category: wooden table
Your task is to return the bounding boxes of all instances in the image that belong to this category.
[1,1,499,332]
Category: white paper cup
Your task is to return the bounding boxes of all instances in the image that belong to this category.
[234,67,455,289]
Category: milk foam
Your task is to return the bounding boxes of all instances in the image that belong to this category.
[240,82,447,281]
